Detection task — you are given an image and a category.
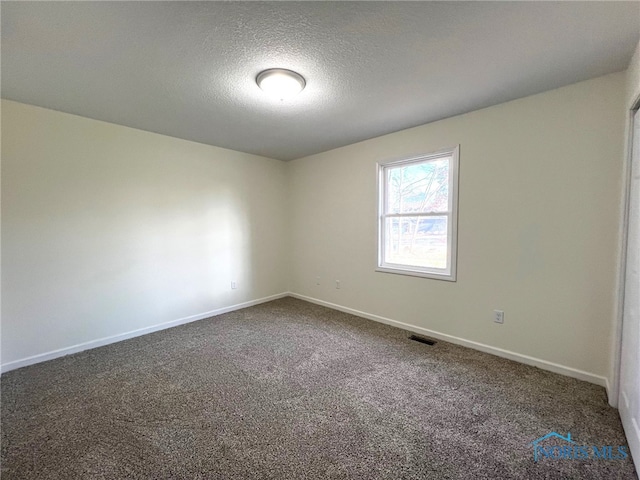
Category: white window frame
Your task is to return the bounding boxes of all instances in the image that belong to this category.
[376,146,459,281]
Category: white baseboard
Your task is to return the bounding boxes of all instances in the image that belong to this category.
[605,377,614,407]
[1,292,289,374]
[3,291,611,397]
[289,292,609,390]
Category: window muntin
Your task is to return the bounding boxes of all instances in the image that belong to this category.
[377,147,459,281]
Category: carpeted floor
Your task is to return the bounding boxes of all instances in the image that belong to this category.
[1,297,637,479]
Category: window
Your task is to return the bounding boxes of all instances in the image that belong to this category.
[377,146,459,281]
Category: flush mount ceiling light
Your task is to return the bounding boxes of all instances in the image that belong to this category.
[256,68,306,100]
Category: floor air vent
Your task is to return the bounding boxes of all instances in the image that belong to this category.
[409,334,437,346]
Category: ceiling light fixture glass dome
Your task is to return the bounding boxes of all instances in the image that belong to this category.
[256,68,306,100]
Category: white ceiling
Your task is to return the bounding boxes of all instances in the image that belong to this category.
[2,2,639,161]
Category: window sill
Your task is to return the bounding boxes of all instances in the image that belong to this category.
[375,266,456,282]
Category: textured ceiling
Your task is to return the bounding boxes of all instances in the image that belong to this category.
[2,2,639,161]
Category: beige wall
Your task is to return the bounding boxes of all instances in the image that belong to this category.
[1,71,630,386]
[1,100,288,367]
[289,73,626,383]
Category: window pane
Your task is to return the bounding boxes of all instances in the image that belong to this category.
[384,216,448,270]
[386,158,450,214]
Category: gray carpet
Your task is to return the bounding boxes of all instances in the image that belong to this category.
[1,297,636,479]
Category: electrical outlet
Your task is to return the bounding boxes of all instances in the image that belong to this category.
[231,281,237,290]
[316,276,320,285]
[336,280,341,289]
[494,310,504,324]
